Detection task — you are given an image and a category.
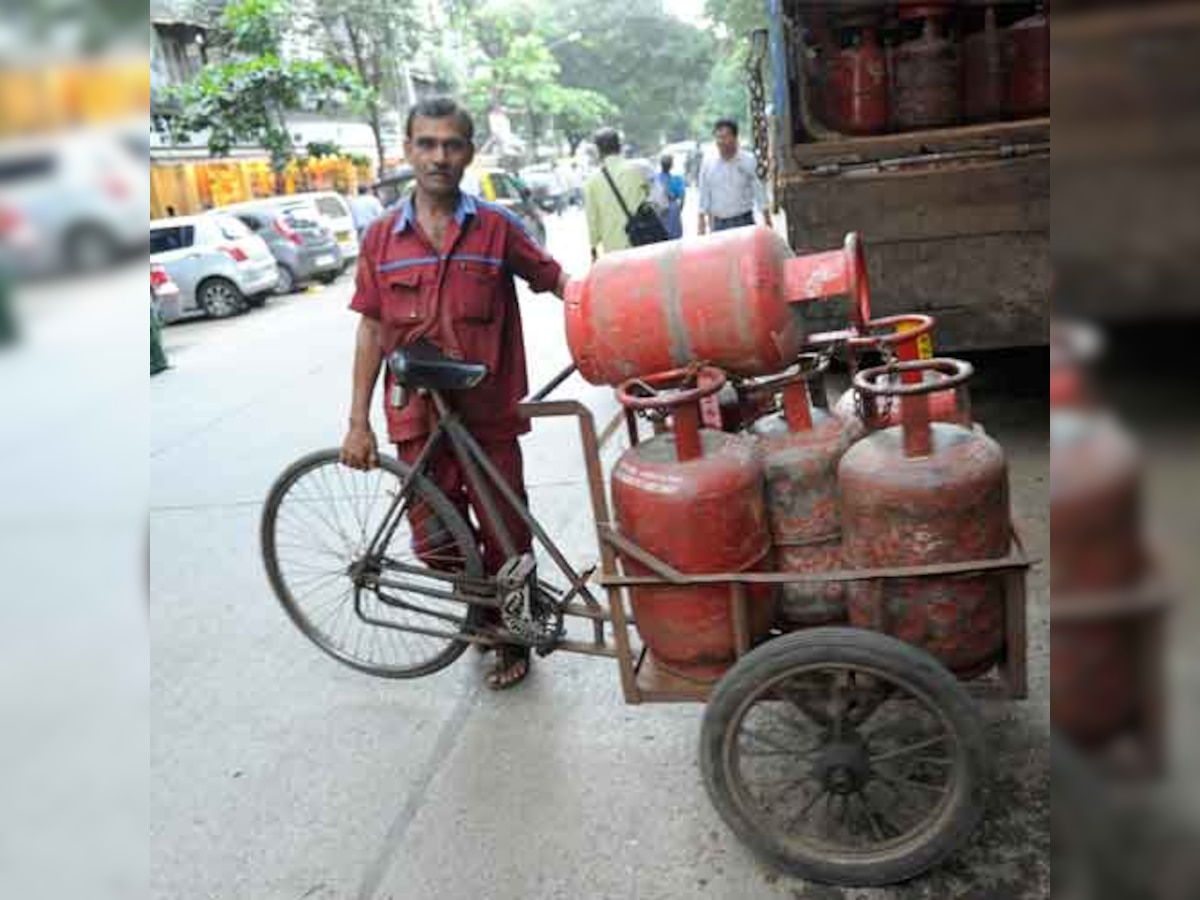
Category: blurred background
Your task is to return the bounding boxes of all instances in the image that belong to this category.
[3,1,1200,898]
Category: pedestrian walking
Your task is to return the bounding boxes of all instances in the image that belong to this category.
[340,97,571,690]
[698,119,772,235]
[349,184,385,239]
[651,154,686,240]
[583,127,663,260]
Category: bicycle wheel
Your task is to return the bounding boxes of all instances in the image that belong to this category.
[261,449,485,679]
[700,628,990,887]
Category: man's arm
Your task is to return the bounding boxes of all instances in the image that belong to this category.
[697,161,711,236]
[342,228,385,469]
[748,153,772,228]
[504,215,568,299]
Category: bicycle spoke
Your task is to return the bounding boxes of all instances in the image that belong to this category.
[870,735,948,765]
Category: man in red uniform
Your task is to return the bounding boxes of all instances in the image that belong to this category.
[340,97,569,689]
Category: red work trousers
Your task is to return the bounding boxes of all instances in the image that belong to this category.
[396,436,533,576]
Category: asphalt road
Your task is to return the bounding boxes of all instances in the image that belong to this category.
[150,207,1049,900]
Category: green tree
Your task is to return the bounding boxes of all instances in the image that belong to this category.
[306,0,424,172]
[541,1,716,150]
[168,0,368,185]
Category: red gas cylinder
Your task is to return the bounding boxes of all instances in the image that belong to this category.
[823,314,965,432]
[611,366,776,680]
[1007,6,1049,117]
[1051,409,1146,745]
[749,356,861,628]
[826,16,889,135]
[565,230,871,386]
[892,2,962,130]
[840,359,1011,678]
[963,4,1007,122]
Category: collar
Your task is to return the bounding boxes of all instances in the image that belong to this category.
[393,190,477,233]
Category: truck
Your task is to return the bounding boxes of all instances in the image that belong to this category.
[761,0,1050,351]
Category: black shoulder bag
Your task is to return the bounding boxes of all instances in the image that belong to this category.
[600,164,668,248]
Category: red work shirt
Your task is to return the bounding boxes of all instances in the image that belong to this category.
[350,192,563,442]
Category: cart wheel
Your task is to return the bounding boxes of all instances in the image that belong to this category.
[700,627,990,887]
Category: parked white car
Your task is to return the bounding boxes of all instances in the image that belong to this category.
[281,191,358,270]
[0,131,149,277]
[150,215,278,321]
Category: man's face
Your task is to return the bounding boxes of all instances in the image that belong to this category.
[404,115,474,200]
[714,126,738,158]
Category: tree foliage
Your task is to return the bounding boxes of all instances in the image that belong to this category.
[168,0,368,174]
[305,0,425,170]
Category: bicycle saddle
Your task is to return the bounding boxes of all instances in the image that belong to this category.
[387,339,488,391]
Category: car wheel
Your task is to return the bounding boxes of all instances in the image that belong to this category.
[316,271,340,285]
[197,278,246,319]
[64,224,118,272]
[273,264,297,295]
[245,292,270,309]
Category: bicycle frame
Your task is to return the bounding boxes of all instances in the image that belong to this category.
[352,382,623,660]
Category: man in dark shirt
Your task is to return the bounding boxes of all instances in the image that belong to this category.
[341,97,569,689]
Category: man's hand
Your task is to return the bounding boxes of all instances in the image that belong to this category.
[762,211,774,230]
[341,423,379,470]
[697,215,708,236]
[554,269,570,299]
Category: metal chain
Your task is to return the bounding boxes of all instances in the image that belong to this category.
[746,29,771,184]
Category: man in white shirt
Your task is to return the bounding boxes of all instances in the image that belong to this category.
[697,118,773,235]
[348,185,384,238]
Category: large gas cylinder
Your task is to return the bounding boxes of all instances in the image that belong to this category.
[565,229,871,386]
[1007,6,1050,118]
[750,356,860,628]
[892,2,962,130]
[840,359,1010,678]
[826,314,964,433]
[611,366,776,680]
[963,3,1007,122]
[826,16,889,135]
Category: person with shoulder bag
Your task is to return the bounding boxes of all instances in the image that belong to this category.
[584,127,667,260]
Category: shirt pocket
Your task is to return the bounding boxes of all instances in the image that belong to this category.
[452,260,501,323]
[380,266,427,326]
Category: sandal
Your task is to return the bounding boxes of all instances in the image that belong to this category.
[486,644,531,691]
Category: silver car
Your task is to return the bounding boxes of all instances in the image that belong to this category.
[149,215,278,322]
[217,199,343,293]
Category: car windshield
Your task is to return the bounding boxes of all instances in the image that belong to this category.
[314,196,346,219]
[280,204,324,229]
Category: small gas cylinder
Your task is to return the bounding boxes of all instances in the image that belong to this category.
[566,230,871,386]
[826,16,889,135]
[1007,6,1049,118]
[824,314,964,433]
[611,366,775,680]
[750,356,861,628]
[840,359,1010,678]
[963,4,1007,122]
[892,2,962,130]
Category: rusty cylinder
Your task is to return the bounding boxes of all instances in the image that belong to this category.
[1007,8,1050,118]
[892,3,962,130]
[750,356,860,628]
[963,4,1007,122]
[565,229,871,386]
[826,18,889,135]
[611,366,775,681]
[839,359,1011,678]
